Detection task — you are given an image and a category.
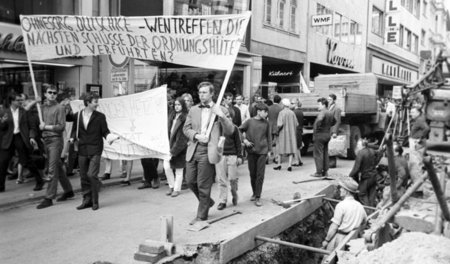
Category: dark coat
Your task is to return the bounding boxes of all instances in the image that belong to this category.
[168,112,188,169]
[313,108,336,140]
[69,110,110,156]
[0,107,36,150]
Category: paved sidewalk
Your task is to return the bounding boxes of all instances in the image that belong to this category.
[0,159,159,210]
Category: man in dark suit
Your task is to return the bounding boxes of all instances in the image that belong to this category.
[312,97,336,177]
[0,92,43,192]
[328,93,342,168]
[69,93,118,211]
[36,86,74,209]
[268,95,283,162]
[183,82,234,225]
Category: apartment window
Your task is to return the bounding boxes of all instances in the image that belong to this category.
[334,12,342,39]
[349,20,357,44]
[290,0,297,32]
[423,1,427,17]
[405,0,413,13]
[415,0,420,17]
[316,3,332,35]
[406,28,412,51]
[356,23,363,44]
[265,0,272,24]
[421,29,426,46]
[399,24,404,47]
[372,6,383,36]
[278,0,286,27]
[341,16,349,43]
[413,34,419,53]
[435,15,438,32]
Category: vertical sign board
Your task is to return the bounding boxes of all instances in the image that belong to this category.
[385,0,400,44]
[392,85,403,99]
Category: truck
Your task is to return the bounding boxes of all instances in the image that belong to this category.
[270,73,388,159]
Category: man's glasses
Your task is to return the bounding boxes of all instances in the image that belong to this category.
[47,91,57,95]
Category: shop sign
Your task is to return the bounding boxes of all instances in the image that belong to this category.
[311,14,333,26]
[385,0,400,44]
[372,56,418,83]
[268,71,293,77]
[0,32,26,53]
[326,38,355,69]
[111,68,128,82]
[262,64,300,83]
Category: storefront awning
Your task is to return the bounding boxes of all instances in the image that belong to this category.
[373,73,412,86]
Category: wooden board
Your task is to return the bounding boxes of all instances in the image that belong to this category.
[219,185,335,264]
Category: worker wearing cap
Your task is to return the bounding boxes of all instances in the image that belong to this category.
[322,177,367,251]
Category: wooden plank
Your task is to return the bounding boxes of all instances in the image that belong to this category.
[219,185,335,264]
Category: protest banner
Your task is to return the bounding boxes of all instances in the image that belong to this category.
[20,12,251,70]
[70,86,170,160]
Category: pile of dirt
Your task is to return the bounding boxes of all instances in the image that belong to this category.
[340,232,450,264]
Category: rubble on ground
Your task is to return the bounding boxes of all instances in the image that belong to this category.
[338,232,450,264]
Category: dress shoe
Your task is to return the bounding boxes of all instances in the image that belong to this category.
[56,191,74,201]
[255,198,262,207]
[120,180,131,186]
[137,183,152,190]
[189,217,202,225]
[76,202,93,210]
[311,173,324,178]
[250,195,256,201]
[33,182,45,191]
[287,167,292,172]
[92,204,99,211]
[36,198,53,209]
[209,199,215,208]
[292,162,303,167]
[217,203,226,210]
[166,188,173,196]
[171,191,180,197]
[273,166,282,170]
[100,173,111,181]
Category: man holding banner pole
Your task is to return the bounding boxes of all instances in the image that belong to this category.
[183,82,234,224]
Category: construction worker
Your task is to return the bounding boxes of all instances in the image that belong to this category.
[322,177,367,251]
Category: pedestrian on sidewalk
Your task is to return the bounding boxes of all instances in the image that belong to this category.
[215,110,243,210]
[183,82,234,225]
[68,93,118,211]
[239,103,272,207]
[268,95,283,164]
[290,98,304,166]
[36,86,73,209]
[328,94,342,168]
[312,97,336,177]
[161,97,188,197]
[273,98,298,172]
[0,92,44,193]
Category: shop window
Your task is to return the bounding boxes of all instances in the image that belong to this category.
[174,0,247,16]
[290,0,297,32]
[421,29,425,46]
[0,0,74,24]
[334,12,342,40]
[371,6,383,36]
[265,0,272,24]
[278,0,286,28]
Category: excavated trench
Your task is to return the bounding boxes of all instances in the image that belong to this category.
[167,205,333,264]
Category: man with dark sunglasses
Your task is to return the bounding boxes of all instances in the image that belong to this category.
[36,86,74,209]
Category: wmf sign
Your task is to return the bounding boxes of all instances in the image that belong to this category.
[385,0,400,44]
[311,14,333,26]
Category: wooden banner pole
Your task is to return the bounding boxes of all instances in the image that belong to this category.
[26,58,44,123]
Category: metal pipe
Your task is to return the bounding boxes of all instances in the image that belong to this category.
[385,133,399,203]
[364,172,428,242]
[423,157,450,221]
[323,197,377,211]
[255,236,331,255]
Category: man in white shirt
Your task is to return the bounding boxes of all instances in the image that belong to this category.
[235,94,249,122]
[322,177,367,250]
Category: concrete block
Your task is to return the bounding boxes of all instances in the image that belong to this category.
[134,251,166,263]
[139,240,165,254]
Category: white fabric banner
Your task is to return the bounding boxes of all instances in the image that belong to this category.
[20,12,251,70]
[70,86,170,160]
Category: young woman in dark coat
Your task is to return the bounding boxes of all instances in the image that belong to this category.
[163,97,189,197]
